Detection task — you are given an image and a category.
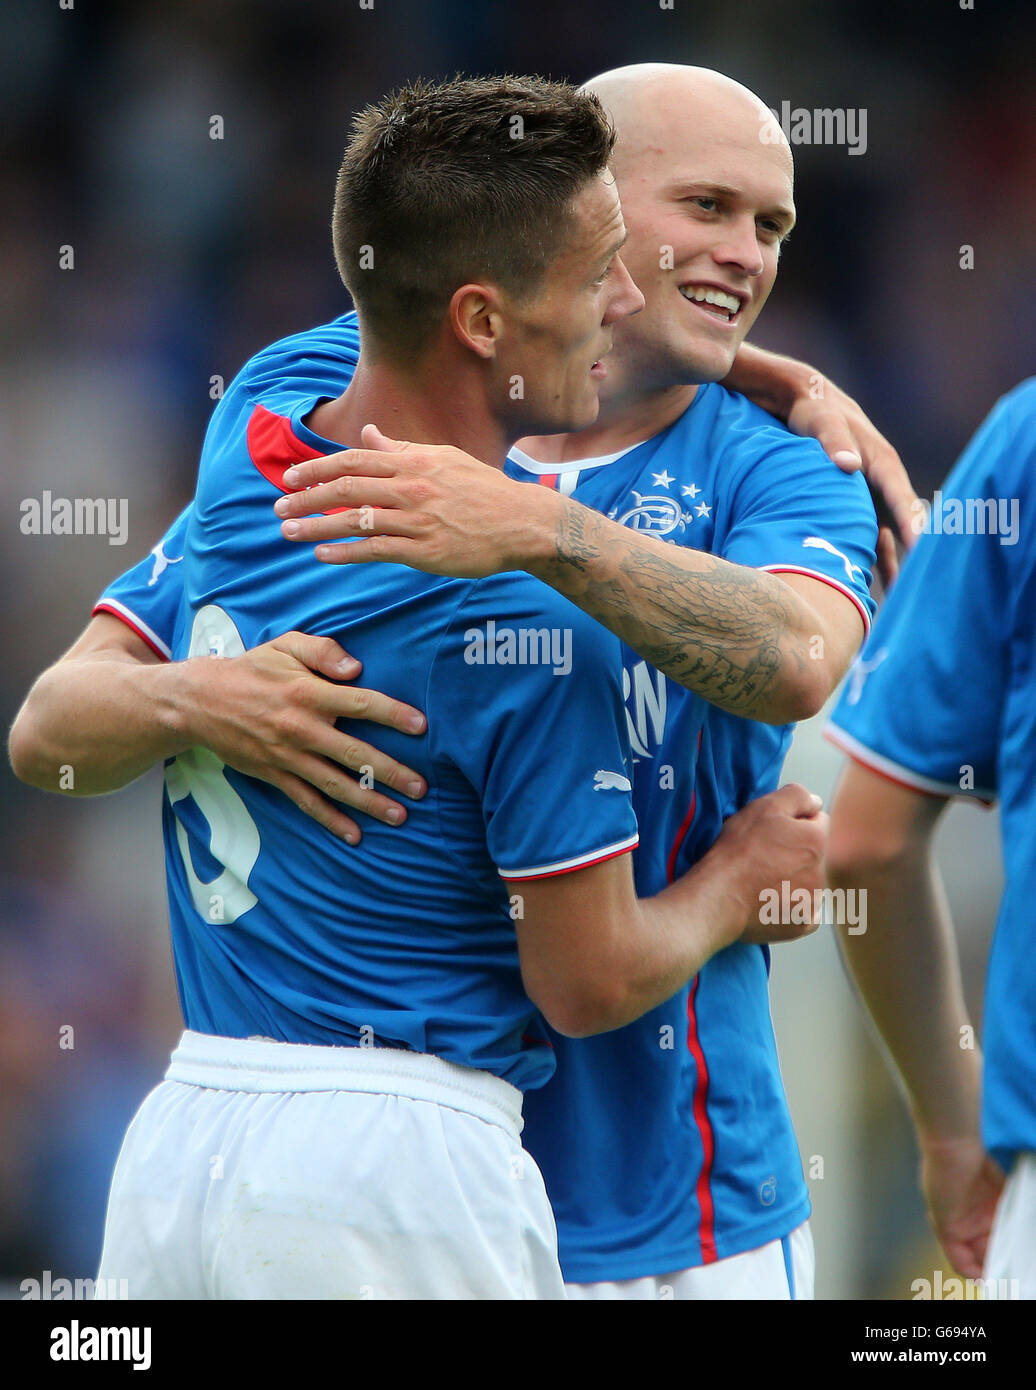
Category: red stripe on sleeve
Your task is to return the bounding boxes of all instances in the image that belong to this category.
[504,839,637,883]
[92,603,170,661]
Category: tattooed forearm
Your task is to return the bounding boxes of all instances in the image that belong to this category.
[529,496,823,723]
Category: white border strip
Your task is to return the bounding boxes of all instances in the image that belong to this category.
[760,564,872,635]
[824,723,996,804]
[500,832,639,881]
[93,598,172,661]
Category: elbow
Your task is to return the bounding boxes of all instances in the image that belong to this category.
[530,977,634,1040]
[541,1013,598,1041]
[734,667,832,726]
[7,710,40,787]
[8,703,73,794]
[826,817,916,887]
[827,761,943,888]
[787,657,843,723]
[782,677,829,725]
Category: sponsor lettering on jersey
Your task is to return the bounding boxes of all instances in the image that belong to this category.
[623,660,668,759]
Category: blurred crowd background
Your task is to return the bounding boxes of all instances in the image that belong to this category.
[1,0,1031,1299]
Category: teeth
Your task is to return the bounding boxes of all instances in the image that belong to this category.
[680,285,741,316]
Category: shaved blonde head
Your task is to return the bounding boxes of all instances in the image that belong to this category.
[584,63,791,179]
[571,63,795,399]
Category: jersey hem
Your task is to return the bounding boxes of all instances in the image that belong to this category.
[824,723,997,806]
[760,564,873,636]
[500,833,639,882]
[559,1194,812,1285]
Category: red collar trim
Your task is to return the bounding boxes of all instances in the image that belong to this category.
[246,403,349,515]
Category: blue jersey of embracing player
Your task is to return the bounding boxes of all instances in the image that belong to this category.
[827,380,1036,1173]
[508,387,876,1281]
[95,313,639,1095]
[98,313,877,1282]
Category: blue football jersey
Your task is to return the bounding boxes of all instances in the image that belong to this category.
[98,315,878,1281]
[508,386,877,1280]
[827,379,1036,1172]
[96,313,638,1095]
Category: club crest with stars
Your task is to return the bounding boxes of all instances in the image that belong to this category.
[607,469,712,539]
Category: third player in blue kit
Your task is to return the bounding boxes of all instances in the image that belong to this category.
[826,381,1036,1295]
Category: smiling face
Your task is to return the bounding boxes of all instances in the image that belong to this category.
[493,170,645,434]
[586,66,796,399]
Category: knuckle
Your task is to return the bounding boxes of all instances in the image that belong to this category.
[291,677,321,713]
[346,687,373,716]
[338,738,361,767]
[406,479,434,506]
[379,763,404,792]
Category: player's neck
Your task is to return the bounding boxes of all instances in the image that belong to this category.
[309,357,510,469]
[517,383,698,464]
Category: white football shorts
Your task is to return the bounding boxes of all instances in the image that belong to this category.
[983,1150,1036,1298]
[565,1221,815,1300]
[96,1030,565,1300]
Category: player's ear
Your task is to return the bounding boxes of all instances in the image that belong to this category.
[448,283,505,360]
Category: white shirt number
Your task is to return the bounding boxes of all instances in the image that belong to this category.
[164,605,260,924]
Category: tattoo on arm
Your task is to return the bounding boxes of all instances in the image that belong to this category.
[542,499,807,718]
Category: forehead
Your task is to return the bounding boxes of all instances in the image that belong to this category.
[564,170,626,255]
[617,96,794,208]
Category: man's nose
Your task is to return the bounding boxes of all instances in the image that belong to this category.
[712,218,765,277]
[605,253,646,322]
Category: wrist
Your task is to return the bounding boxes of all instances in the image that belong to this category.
[669,845,751,954]
[915,1108,984,1152]
[152,658,211,753]
[520,485,573,579]
[913,1063,984,1148]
